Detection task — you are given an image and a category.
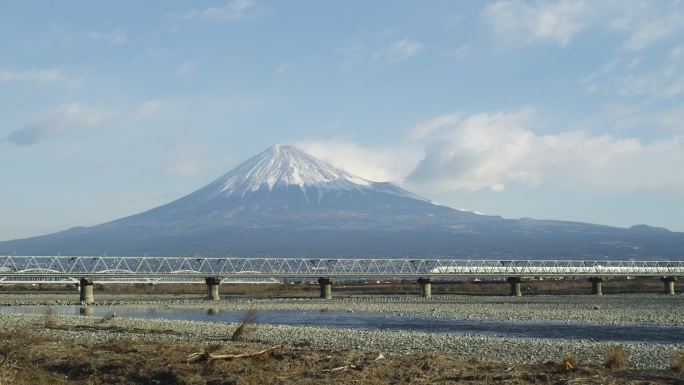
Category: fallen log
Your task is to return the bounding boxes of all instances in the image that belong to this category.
[188,344,283,363]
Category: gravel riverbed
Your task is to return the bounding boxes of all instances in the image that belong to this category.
[0,311,681,370]
[1,293,683,369]
[1,293,683,326]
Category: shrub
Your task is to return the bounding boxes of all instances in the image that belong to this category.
[41,306,56,328]
[604,345,627,369]
[671,350,684,372]
[231,308,258,342]
[560,355,579,370]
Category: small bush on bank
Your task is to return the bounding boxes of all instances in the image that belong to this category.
[41,306,56,328]
[231,308,258,342]
[671,350,684,372]
[604,345,628,369]
[560,355,579,370]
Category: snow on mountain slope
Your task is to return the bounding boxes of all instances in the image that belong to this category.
[203,144,424,201]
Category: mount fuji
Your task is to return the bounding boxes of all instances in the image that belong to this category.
[2,145,683,257]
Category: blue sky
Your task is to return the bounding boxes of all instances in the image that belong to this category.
[1,0,684,240]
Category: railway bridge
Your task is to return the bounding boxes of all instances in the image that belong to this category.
[1,256,682,303]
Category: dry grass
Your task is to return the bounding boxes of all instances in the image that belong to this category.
[0,328,48,385]
[0,329,682,385]
[231,307,258,342]
[671,350,684,373]
[605,345,628,369]
[41,306,57,328]
[560,354,580,370]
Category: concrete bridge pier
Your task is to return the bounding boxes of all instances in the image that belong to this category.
[318,277,333,299]
[589,277,603,295]
[79,277,94,304]
[79,306,94,316]
[661,276,676,295]
[205,277,221,300]
[507,277,522,297]
[417,278,432,299]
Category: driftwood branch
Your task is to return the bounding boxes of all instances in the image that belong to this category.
[188,344,283,363]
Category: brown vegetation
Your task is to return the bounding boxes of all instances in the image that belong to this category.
[671,350,684,373]
[560,354,579,370]
[40,306,57,328]
[0,329,682,384]
[605,345,628,369]
[231,308,258,342]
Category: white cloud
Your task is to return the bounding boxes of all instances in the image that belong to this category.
[482,0,588,46]
[5,103,111,146]
[582,46,684,98]
[176,61,196,76]
[448,44,470,60]
[137,99,164,114]
[0,68,81,87]
[385,39,423,61]
[87,29,128,45]
[407,108,684,192]
[409,113,462,139]
[3,100,160,146]
[294,140,423,184]
[185,0,256,21]
[617,10,684,51]
[341,35,422,68]
[275,63,289,77]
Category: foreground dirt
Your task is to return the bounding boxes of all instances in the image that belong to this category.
[2,329,683,385]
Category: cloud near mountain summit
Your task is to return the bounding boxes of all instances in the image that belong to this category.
[298,108,684,194]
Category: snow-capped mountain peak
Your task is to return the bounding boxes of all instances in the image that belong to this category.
[216,144,371,196]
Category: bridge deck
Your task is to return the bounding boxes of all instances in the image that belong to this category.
[1,256,682,284]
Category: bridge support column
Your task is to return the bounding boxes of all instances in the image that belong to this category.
[589,277,603,295]
[205,277,221,300]
[318,277,333,300]
[79,277,94,304]
[418,278,432,299]
[79,306,94,316]
[507,277,522,297]
[661,276,676,295]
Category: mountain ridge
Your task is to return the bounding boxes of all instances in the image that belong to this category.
[1,145,683,258]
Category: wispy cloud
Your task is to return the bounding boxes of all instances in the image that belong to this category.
[384,39,423,61]
[0,68,81,87]
[4,103,111,146]
[87,29,128,45]
[482,0,588,47]
[165,155,202,177]
[185,0,256,21]
[342,35,422,68]
[581,47,684,99]
[275,63,289,77]
[176,61,197,76]
[613,7,684,51]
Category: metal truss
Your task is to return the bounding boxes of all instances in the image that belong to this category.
[0,256,682,284]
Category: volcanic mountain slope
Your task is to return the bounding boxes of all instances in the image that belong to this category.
[1,145,683,257]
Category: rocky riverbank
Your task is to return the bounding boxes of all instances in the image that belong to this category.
[1,305,682,370]
[1,293,682,326]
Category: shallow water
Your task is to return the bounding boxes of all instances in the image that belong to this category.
[2,305,683,344]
